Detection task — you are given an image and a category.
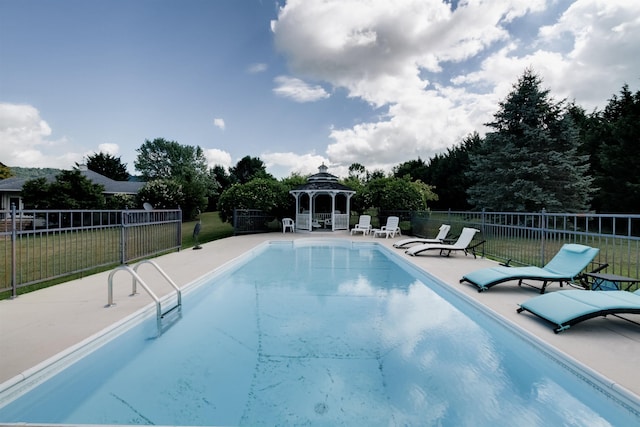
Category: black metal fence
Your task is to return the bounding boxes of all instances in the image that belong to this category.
[232,209,277,235]
[399,210,640,279]
[1,207,182,297]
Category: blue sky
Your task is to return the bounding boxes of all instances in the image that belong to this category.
[2,0,639,179]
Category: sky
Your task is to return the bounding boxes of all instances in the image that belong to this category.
[1,0,639,179]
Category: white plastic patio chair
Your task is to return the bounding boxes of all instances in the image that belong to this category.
[350,215,372,235]
[282,218,295,233]
[372,216,401,238]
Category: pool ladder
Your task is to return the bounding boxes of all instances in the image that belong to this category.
[107,260,182,335]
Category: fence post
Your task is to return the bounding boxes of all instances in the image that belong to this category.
[540,208,547,265]
[177,208,183,250]
[120,209,127,264]
[481,208,486,233]
[10,204,17,299]
[233,209,238,235]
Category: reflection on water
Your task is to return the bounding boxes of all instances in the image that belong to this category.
[0,243,634,426]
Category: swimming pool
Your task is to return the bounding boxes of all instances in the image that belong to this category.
[1,239,639,425]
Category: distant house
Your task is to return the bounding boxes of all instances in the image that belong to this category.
[0,165,145,210]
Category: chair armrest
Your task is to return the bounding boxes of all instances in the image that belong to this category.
[589,262,609,274]
[576,262,610,289]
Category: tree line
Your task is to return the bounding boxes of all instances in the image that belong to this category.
[394,69,639,214]
[10,68,640,220]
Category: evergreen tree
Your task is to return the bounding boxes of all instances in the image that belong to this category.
[425,133,481,210]
[590,85,640,213]
[84,152,129,181]
[467,69,593,212]
[229,156,271,184]
[393,158,429,182]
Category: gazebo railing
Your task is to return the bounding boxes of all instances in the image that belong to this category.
[295,213,349,231]
[331,213,349,230]
[296,214,311,231]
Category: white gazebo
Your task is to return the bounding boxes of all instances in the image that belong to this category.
[289,164,355,231]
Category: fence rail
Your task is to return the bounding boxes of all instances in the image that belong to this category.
[407,210,640,280]
[1,207,182,297]
[233,209,275,234]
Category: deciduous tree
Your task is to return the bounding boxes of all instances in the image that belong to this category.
[21,170,105,209]
[135,138,213,219]
[0,162,13,179]
[216,178,289,223]
[363,176,435,212]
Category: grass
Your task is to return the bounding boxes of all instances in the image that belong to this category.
[0,212,234,299]
[181,211,234,250]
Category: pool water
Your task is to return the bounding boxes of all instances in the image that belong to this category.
[1,240,638,426]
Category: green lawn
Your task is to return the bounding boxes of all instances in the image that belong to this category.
[1,212,234,299]
[181,211,234,249]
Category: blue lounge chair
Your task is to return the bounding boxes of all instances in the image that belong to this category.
[517,288,640,333]
[393,224,451,248]
[460,243,599,294]
[405,227,482,258]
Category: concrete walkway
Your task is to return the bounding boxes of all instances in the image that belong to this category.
[1,232,639,400]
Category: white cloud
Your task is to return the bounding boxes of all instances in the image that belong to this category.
[97,143,120,156]
[0,102,52,146]
[0,103,130,170]
[272,76,330,102]
[0,102,80,169]
[261,151,337,178]
[451,1,640,110]
[213,118,226,130]
[535,0,640,107]
[247,62,268,73]
[204,148,232,169]
[272,0,640,173]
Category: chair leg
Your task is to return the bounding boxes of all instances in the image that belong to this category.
[540,281,548,294]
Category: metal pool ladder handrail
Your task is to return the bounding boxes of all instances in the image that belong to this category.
[106,260,182,335]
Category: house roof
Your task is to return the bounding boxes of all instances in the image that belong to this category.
[0,177,26,192]
[80,169,145,194]
[0,168,145,195]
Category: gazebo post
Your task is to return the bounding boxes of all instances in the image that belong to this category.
[331,194,336,231]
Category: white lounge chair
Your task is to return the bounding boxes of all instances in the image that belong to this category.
[405,227,482,257]
[372,216,401,238]
[350,215,372,235]
[282,218,295,233]
[393,224,451,248]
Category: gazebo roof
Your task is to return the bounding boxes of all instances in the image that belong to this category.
[290,164,355,194]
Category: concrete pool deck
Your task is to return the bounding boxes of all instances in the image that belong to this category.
[1,231,639,400]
